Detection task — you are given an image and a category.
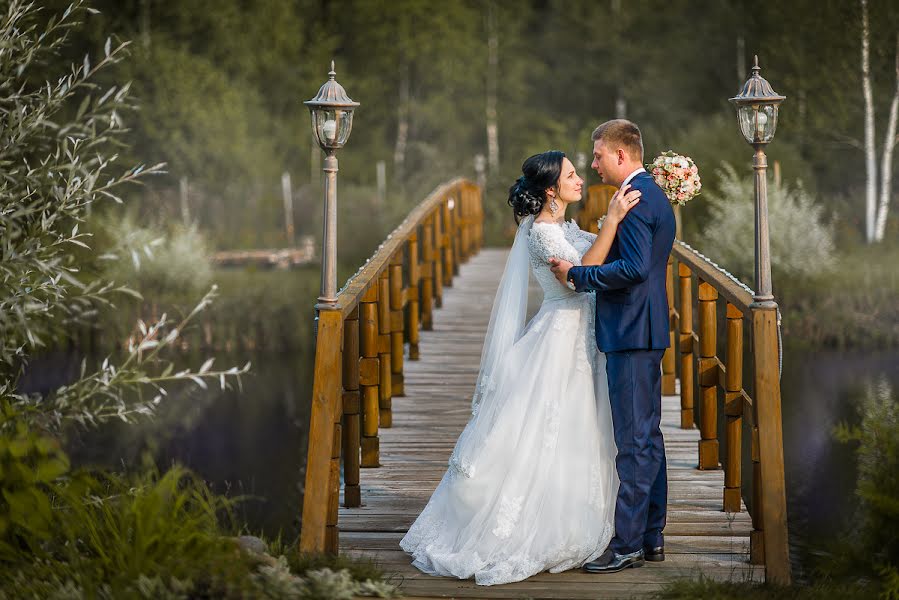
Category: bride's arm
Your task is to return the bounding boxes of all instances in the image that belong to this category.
[581,184,642,266]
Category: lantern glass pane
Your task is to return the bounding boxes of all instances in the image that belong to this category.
[310,108,355,149]
[738,103,779,144]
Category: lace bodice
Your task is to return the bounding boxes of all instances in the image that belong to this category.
[529,220,597,300]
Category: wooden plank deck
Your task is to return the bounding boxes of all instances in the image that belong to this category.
[339,248,762,599]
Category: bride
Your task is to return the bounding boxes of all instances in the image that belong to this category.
[399,150,642,586]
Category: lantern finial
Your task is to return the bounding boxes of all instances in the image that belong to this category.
[329,60,336,79]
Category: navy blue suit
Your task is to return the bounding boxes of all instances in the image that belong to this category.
[567,170,676,554]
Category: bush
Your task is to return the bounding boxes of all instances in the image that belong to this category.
[780,242,899,349]
[94,213,213,302]
[697,163,835,285]
[834,377,899,569]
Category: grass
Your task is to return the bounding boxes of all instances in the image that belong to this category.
[656,577,881,600]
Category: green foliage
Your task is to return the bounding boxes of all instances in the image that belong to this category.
[833,377,899,566]
[697,163,835,284]
[0,461,241,595]
[93,213,212,301]
[0,0,249,437]
[657,577,879,600]
[0,424,69,556]
[780,241,899,349]
[287,552,385,586]
[0,0,162,374]
[25,0,899,248]
[0,451,399,598]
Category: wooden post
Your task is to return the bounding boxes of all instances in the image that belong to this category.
[697,280,719,470]
[282,171,295,246]
[662,255,676,395]
[299,310,343,553]
[432,210,444,309]
[179,176,191,226]
[389,255,405,397]
[376,160,386,207]
[473,184,484,250]
[459,191,471,262]
[377,271,393,428]
[342,309,361,508]
[451,197,462,274]
[420,218,435,330]
[442,199,455,286]
[326,414,341,553]
[751,424,764,565]
[468,186,478,256]
[751,305,791,584]
[723,303,743,512]
[359,286,380,467]
[678,263,695,429]
[407,235,421,360]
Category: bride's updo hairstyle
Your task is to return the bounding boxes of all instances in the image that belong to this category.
[507,150,565,222]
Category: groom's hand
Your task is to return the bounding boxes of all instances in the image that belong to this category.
[549,257,573,286]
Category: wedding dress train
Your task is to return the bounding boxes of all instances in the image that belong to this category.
[399,217,619,586]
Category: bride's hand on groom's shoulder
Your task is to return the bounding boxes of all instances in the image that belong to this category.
[549,257,572,285]
[607,184,642,225]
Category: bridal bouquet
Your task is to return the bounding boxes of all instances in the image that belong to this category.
[648,151,701,206]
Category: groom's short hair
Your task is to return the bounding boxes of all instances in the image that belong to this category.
[592,119,644,161]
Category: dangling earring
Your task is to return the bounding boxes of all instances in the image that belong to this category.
[550,197,558,216]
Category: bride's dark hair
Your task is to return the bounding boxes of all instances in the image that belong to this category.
[507,150,566,222]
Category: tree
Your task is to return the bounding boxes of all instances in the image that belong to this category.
[859,0,897,242]
[0,0,244,434]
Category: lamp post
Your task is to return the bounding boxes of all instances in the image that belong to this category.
[729,55,791,585]
[729,55,785,308]
[305,61,360,310]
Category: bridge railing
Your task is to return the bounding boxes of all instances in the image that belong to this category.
[300,178,484,554]
[665,242,790,584]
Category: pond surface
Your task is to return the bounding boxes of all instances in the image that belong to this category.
[780,347,899,577]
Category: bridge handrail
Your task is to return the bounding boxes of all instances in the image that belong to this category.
[300,178,484,553]
[664,238,790,585]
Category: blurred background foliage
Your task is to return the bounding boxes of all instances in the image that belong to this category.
[32,0,899,245]
[43,0,897,351]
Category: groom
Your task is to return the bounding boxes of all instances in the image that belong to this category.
[550,119,676,573]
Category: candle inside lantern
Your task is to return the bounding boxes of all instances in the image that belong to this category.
[755,110,768,139]
[323,119,337,142]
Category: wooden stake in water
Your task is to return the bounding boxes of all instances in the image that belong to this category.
[282,171,295,246]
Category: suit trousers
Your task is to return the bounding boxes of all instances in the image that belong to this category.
[605,349,667,554]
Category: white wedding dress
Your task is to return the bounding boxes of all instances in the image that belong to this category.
[399,216,619,586]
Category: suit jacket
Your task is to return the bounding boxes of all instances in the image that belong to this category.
[568,171,676,353]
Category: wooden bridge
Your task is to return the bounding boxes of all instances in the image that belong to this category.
[300,180,790,598]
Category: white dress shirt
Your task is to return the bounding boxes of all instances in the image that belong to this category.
[621,167,646,188]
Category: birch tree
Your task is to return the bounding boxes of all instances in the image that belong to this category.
[485,0,500,177]
[875,34,899,241]
[861,0,878,242]
[860,0,899,242]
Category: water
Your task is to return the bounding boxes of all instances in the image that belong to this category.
[21,349,314,541]
[780,347,899,576]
